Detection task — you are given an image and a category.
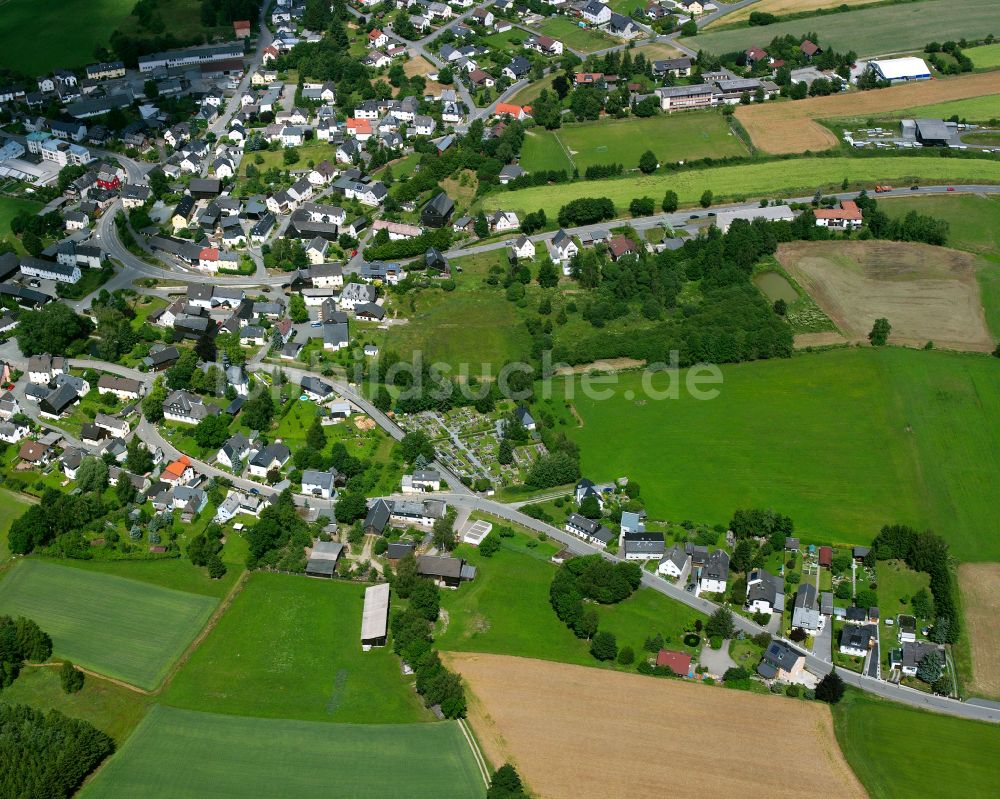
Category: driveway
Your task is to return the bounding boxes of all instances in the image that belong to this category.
[698,639,737,677]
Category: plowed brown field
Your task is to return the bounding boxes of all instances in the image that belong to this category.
[777,240,993,351]
[736,72,1000,153]
[448,653,865,799]
[958,563,1000,698]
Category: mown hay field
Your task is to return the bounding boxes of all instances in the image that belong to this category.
[735,71,1000,153]
[80,705,484,799]
[450,653,864,799]
[958,563,1000,698]
[705,0,879,28]
[0,560,216,690]
[776,240,994,351]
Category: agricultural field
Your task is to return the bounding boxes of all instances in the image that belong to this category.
[683,0,1000,58]
[489,156,1000,217]
[162,573,430,723]
[451,653,863,799]
[735,71,1000,153]
[523,112,748,174]
[0,0,131,74]
[0,488,34,562]
[0,560,216,690]
[833,688,1000,798]
[542,347,1000,561]
[957,563,1000,698]
[50,552,243,599]
[0,667,151,744]
[436,528,705,666]
[536,17,614,54]
[80,705,485,799]
[966,42,1000,70]
[705,0,880,28]
[776,240,995,351]
[902,94,1000,122]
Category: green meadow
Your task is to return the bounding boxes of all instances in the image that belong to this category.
[966,42,1000,70]
[437,528,705,665]
[682,0,1000,58]
[488,157,1000,217]
[522,112,747,175]
[833,689,1000,798]
[543,348,1000,561]
[0,560,216,689]
[0,488,34,562]
[162,573,430,723]
[80,705,484,799]
[902,94,1000,122]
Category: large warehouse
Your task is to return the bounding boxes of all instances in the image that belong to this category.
[869,57,932,83]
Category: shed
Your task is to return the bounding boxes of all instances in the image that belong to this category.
[361,582,390,649]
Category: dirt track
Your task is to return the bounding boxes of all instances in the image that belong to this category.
[958,564,1000,698]
[736,72,1000,153]
[448,652,865,799]
[778,240,994,351]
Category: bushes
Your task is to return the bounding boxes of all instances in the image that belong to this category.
[590,631,618,661]
[391,607,466,718]
[0,616,53,689]
[815,671,845,704]
[60,661,85,694]
[705,607,735,639]
[0,704,115,799]
[557,196,616,227]
[549,555,641,649]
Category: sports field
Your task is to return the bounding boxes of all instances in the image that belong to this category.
[452,653,863,799]
[683,0,1000,58]
[80,705,485,799]
[705,0,879,28]
[777,240,994,351]
[0,560,216,690]
[832,689,1000,798]
[490,156,1000,217]
[162,572,430,723]
[543,347,1000,560]
[521,129,574,174]
[522,113,748,174]
[735,71,1000,153]
[0,0,132,74]
[436,529,704,666]
[966,42,1000,70]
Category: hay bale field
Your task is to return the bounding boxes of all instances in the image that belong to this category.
[958,563,1000,698]
[448,653,864,799]
[735,71,1000,153]
[776,240,994,351]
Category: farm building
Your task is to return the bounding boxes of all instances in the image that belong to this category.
[868,57,931,83]
[417,555,476,588]
[715,205,794,233]
[306,541,344,577]
[361,582,390,649]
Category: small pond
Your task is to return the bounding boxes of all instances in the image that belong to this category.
[753,271,799,304]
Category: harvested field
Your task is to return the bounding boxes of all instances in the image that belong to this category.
[633,42,685,60]
[403,55,434,76]
[958,563,1000,698]
[448,653,864,799]
[794,330,848,348]
[777,240,994,351]
[706,0,878,28]
[735,71,1000,153]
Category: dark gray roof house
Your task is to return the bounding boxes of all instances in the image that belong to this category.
[757,640,801,679]
[622,532,665,559]
[421,192,454,228]
[364,498,392,535]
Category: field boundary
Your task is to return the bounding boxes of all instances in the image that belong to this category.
[458,717,492,785]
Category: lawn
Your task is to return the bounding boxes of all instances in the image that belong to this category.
[543,347,1000,561]
[436,526,705,666]
[520,129,574,174]
[509,73,557,107]
[966,42,1000,69]
[0,667,151,744]
[0,195,43,254]
[80,705,485,799]
[0,488,34,562]
[536,17,614,54]
[242,141,339,176]
[488,156,1000,217]
[162,573,430,723]
[0,0,133,74]
[0,560,217,689]
[832,688,1000,798]
[382,251,534,376]
[552,112,748,173]
[682,0,1000,58]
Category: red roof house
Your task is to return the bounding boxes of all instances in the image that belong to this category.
[608,236,638,260]
[818,546,833,568]
[234,20,251,38]
[656,649,692,677]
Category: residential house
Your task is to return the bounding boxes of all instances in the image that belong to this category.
[757,640,806,681]
[657,544,692,582]
[302,468,340,500]
[581,1,612,26]
[163,390,219,424]
[745,568,785,615]
[791,583,824,632]
[401,470,441,493]
[622,532,666,561]
[417,555,476,588]
[564,513,615,548]
[814,199,864,230]
[698,549,729,594]
[247,442,291,478]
